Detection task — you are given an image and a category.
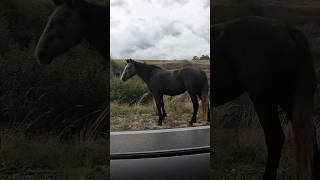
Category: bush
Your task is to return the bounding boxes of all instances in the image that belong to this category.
[110,60,150,104]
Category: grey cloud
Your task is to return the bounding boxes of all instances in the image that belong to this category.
[118,21,186,57]
[203,0,210,8]
[111,19,120,28]
[110,0,209,59]
[161,22,182,37]
[137,18,146,22]
[186,24,209,43]
[120,48,136,56]
[135,41,155,50]
[130,28,156,50]
[111,0,127,7]
[158,0,189,7]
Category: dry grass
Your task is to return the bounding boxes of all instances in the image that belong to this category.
[111,98,209,131]
[0,131,108,180]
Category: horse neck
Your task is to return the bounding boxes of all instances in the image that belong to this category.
[81,3,108,59]
[135,63,161,83]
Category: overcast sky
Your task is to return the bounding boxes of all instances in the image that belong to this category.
[110,0,210,60]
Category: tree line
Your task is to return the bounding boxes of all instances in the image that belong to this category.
[192,54,210,60]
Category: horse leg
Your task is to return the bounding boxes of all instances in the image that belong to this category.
[189,94,199,126]
[160,95,167,118]
[154,95,163,126]
[253,102,285,180]
[207,104,210,123]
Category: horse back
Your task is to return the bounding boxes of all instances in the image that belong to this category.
[179,67,208,94]
[212,16,314,104]
[149,67,207,96]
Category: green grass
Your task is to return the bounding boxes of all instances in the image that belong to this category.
[0,132,108,180]
[111,98,209,131]
[0,1,109,179]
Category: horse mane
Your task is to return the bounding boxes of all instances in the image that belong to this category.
[129,60,163,83]
[133,61,163,71]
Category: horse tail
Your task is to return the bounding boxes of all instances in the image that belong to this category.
[200,70,209,122]
[201,95,209,122]
[289,26,319,180]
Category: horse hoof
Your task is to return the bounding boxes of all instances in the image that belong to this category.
[189,121,194,126]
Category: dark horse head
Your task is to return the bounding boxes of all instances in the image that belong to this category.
[121,59,138,81]
[35,0,108,64]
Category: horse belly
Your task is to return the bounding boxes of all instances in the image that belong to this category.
[162,82,186,96]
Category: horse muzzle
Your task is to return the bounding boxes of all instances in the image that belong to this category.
[121,76,128,82]
[35,50,53,65]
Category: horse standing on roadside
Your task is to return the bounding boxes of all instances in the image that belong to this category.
[211,16,319,180]
[121,59,210,126]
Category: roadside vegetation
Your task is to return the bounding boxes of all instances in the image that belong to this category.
[0,1,108,179]
[110,60,210,131]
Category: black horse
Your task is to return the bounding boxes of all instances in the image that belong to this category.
[35,0,109,133]
[35,0,108,64]
[212,16,319,180]
[121,59,209,126]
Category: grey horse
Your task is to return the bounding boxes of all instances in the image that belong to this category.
[121,59,210,126]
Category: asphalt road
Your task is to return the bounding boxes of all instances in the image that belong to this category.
[110,126,210,180]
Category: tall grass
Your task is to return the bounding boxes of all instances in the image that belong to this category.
[0,1,109,179]
[0,0,108,138]
[0,132,107,179]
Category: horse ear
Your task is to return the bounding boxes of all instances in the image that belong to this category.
[53,0,65,6]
